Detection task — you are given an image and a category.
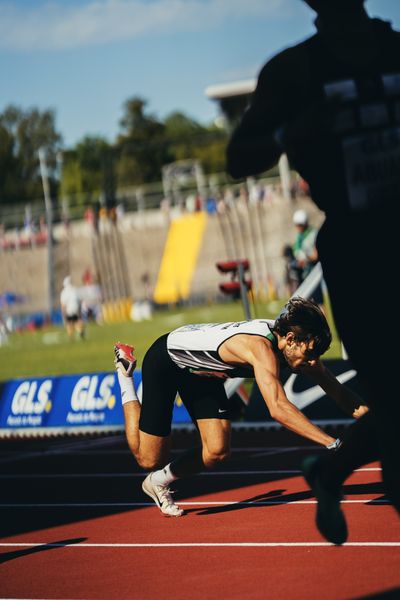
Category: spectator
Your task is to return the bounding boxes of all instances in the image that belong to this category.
[82,267,93,286]
[60,276,85,340]
[205,194,217,215]
[292,209,325,311]
[282,244,303,296]
[226,0,400,539]
[81,277,103,325]
[0,311,9,346]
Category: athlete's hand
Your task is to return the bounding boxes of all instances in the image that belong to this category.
[298,359,325,375]
[352,405,369,419]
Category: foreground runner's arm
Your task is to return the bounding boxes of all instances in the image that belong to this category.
[299,361,369,419]
[220,335,336,447]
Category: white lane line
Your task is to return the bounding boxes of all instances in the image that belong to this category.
[0,499,390,508]
[0,446,331,462]
[0,541,399,548]
[0,468,382,479]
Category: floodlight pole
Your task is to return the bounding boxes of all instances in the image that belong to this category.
[38,147,55,319]
[278,153,292,202]
[238,262,251,320]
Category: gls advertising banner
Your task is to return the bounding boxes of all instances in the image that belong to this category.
[0,359,360,436]
[0,371,191,436]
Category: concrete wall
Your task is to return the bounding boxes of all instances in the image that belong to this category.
[0,195,324,316]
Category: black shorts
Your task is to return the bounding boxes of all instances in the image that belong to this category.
[65,314,79,322]
[139,333,231,437]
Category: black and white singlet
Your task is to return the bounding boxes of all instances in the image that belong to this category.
[167,319,276,378]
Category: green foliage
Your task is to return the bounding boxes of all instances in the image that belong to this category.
[0,96,230,212]
[115,97,172,185]
[61,136,113,207]
[0,105,62,205]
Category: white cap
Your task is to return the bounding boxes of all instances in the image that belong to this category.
[63,276,71,287]
[293,209,308,226]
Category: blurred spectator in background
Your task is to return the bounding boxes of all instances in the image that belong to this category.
[82,267,93,286]
[81,276,103,325]
[292,209,325,311]
[0,312,9,346]
[60,276,85,340]
[205,194,217,215]
[282,244,303,296]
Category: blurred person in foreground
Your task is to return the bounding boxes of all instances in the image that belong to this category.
[226,0,400,542]
[114,297,367,519]
[60,276,85,340]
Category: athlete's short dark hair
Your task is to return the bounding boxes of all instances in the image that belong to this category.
[273,297,332,357]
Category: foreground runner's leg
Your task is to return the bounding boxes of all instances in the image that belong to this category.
[114,342,183,517]
[302,455,347,546]
[302,413,379,545]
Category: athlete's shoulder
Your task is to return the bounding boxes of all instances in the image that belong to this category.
[257,35,317,92]
[258,35,317,76]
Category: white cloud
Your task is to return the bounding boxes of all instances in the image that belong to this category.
[0,0,293,51]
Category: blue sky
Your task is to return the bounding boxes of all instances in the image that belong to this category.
[0,0,399,148]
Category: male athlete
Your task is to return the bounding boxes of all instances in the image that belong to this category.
[114,297,367,517]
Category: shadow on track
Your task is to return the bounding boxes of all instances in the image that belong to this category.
[0,537,86,564]
[0,430,384,535]
[190,482,387,517]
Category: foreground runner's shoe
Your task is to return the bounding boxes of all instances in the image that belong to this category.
[114,342,136,377]
[142,473,184,517]
[302,455,348,545]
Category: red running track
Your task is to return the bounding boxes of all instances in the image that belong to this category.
[0,432,399,599]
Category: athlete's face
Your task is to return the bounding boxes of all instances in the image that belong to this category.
[282,333,319,371]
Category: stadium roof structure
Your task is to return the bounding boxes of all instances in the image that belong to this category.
[204,79,256,100]
[205,78,257,129]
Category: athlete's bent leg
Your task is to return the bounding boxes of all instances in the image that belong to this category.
[197,417,231,469]
[123,401,172,469]
[115,341,172,470]
[143,418,231,518]
[160,418,231,481]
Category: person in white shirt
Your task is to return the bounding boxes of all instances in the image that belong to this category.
[60,276,84,340]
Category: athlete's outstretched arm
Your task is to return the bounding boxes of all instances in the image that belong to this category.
[299,361,369,418]
[221,336,336,446]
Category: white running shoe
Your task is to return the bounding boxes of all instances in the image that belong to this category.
[142,473,184,517]
[114,342,136,377]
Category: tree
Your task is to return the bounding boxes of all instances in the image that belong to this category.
[61,136,114,208]
[115,97,171,185]
[0,105,62,205]
[164,111,228,174]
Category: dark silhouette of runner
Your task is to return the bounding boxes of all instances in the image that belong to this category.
[227,0,400,542]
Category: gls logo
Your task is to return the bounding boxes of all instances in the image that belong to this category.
[71,375,116,411]
[11,380,53,415]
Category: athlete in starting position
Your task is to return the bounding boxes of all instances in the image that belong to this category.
[114,297,367,517]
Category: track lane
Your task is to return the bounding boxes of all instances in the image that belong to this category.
[1,435,399,599]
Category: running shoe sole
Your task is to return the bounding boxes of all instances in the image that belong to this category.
[302,455,348,545]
